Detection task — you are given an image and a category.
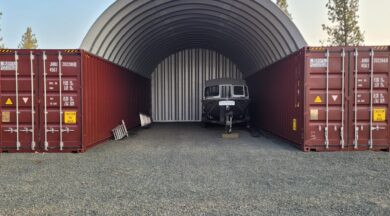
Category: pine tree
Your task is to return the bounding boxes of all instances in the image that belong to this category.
[0,11,4,49]
[276,0,292,19]
[18,27,38,49]
[322,0,364,46]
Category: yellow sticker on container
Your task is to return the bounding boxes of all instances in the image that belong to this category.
[293,118,297,131]
[2,111,10,123]
[314,96,322,103]
[64,111,77,124]
[373,108,386,122]
[5,98,13,105]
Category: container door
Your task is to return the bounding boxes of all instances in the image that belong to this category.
[0,51,39,152]
[306,48,348,151]
[349,48,390,151]
[39,51,82,152]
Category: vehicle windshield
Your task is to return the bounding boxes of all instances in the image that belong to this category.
[205,85,248,99]
[233,86,244,96]
[221,85,231,98]
[205,86,219,97]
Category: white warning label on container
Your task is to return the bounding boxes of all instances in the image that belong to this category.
[373,93,386,104]
[310,58,328,68]
[62,62,77,67]
[22,97,29,104]
[0,61,16,71]
[374,58,389,64]
[374,77,386,88]
[361,58,370,69]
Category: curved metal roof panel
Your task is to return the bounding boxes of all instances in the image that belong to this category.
[81,0,307,78]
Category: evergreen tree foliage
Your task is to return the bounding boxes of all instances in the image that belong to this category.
[322,0,364,46]
[276,0,292,19]
[18,27,38,49]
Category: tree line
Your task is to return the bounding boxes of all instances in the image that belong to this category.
[277,0,364,46]
[0,11,38,49]
[0,0,364,48]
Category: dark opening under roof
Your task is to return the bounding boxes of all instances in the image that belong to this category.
[81,0,307,78]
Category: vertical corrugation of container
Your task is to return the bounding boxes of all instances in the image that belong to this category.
[81,51,150,151]
[247,49,305,146]
[347,47,390,151]
[303,47,349,151]
[0,50,39,152]
[39,50,82,152]
[247,46,390,152]
[0,49,150,153]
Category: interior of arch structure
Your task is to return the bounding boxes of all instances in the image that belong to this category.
[81,0,307,78]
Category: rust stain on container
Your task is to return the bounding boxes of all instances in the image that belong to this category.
[247,46,390,152]
[0,50,150,153]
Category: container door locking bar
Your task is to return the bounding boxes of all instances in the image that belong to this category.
[340,49,345,148]
[369,49,374,149]
[30,51,36,151]
[353,49,359,149]
[15,52,21,151]
[325,49,330,149]
[61,127,75,134]
[43,52,49,151]
[58,52,64,151]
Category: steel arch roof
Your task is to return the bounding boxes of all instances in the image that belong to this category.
[81,0,307,78]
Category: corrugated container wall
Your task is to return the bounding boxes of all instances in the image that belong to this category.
[152,49,242,122]
[82,52,150,149]
[0,49,150,153]
[247,46,390,152]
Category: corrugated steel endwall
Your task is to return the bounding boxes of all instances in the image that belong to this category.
[152,49,243,122]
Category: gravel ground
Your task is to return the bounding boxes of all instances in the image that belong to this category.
[0,123,389,216]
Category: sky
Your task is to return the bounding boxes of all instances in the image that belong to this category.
[0,0,389,49]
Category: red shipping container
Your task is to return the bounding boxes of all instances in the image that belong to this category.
[247,46,390,152]
[0,49,150,153]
